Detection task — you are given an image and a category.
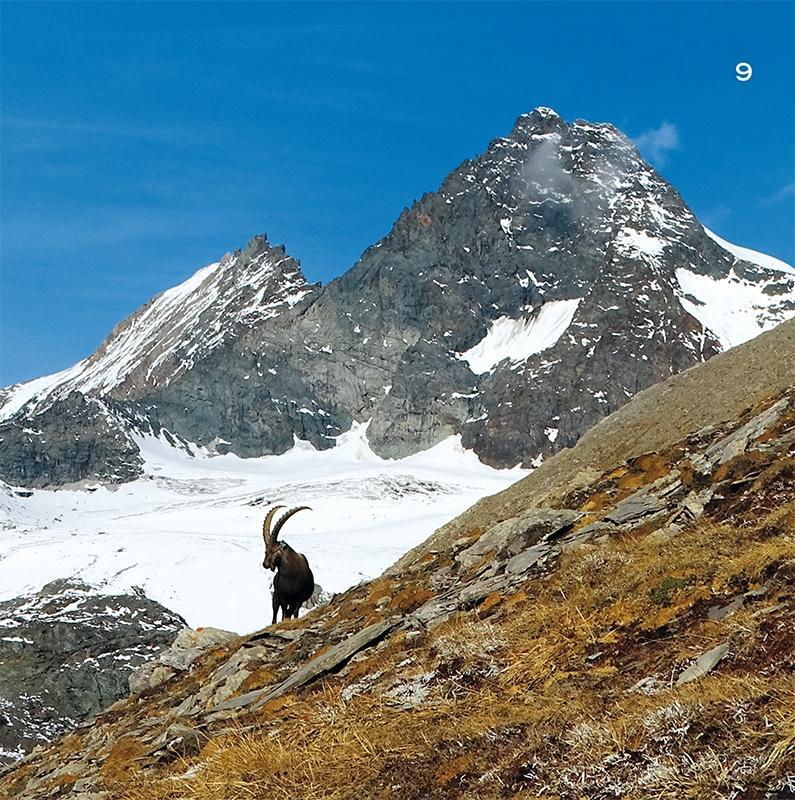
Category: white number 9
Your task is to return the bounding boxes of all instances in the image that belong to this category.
[736,62,752,81]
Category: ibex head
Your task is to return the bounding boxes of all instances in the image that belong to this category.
[262,505,311,570]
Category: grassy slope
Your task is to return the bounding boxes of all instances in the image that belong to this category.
[117,444,795,800]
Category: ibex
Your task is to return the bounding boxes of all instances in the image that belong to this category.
[262,505,315,624]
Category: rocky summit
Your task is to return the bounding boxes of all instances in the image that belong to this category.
[2,319,793,800]
[1,108,793,486]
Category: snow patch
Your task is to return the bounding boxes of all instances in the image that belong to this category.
[0,363,86,422]
[675,267,795,351]
[459,299,582,374]
[703,227,793,274]
[615,228,667,258]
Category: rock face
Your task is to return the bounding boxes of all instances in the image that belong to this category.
[128,627,239,695]
[0,393,142,487]
[0,580,185,764]
[2,108,793,485]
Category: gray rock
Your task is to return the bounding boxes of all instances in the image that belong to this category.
[570,521,613,537]
[706,597,744,621]
[703,397,789,468]
[206,618,397,715]
[152,723,206,757]
[604,491,666,525]
[456,508,580,570]
[129,627,238,695]
[0,580,184,764]
[505,544,551,575]
[157,627,238,671]
[676,642,730,685]
[680,488,714,520]
[0,392,142,488]
[128,663,177,695]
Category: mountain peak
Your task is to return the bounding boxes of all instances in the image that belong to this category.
[242,233,272,259]
[1,111,793,488]
[510,106,567,139]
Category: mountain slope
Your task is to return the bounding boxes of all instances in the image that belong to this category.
[1,108,792,487]
[0,236,314,417]
[3,317,793,800]
[405,316,795,565]
[0,238,318,486]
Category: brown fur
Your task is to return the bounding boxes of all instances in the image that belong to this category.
[263,506,315,624]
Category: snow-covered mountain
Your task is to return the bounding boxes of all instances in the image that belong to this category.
[0,237,315,419]
[1,107,792,487]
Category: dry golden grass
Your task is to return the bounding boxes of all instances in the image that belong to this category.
[117,495,795,800]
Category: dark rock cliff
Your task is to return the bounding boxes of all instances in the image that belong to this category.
[0,580,185,764]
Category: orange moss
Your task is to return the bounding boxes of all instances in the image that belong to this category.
[713,450,770,483]
[100,735,147,788]
[257,694,297,717]
[389,585,434,613]
[434,752,476,785]
[239,664,276,693]
[0,764,35,800]
[478,589,527,618]
[364,577,397,607]
[581,489,617,512]
[44,772,78,791]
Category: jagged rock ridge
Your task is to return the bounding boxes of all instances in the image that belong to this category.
[1,108,792,486]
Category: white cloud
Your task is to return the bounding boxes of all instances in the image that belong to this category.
[633,122,680,166]
[760,181,795,206]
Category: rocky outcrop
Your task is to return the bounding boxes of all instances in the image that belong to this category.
[128,627,239,695]
[0,392,141,488]
[0,580,185,764]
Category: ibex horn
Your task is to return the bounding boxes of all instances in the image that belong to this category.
[263,505,286,541]
[270,506,312,542]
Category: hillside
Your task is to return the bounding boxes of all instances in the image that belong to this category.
[1,108,793,487]
[402,316,795,566]
[3,319,793,799]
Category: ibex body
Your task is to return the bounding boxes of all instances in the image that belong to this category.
[262,505,315,624]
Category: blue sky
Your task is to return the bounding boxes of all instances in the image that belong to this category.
[1,1,793,386]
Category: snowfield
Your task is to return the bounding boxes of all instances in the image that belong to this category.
[675,266,792,351]
[0,425,525,634]
[673,229,795,352]
[460,299,582,374]
[703,227,793,274]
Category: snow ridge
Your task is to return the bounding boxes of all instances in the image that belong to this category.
[0,239,314,422]
[704,227,793,274]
